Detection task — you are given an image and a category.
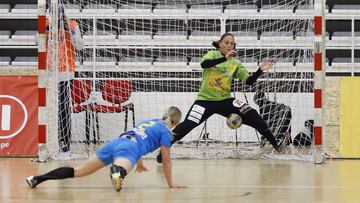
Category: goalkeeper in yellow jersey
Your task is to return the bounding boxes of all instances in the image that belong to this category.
[157,33,290,162]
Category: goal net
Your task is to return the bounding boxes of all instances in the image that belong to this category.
[45,0,319,161]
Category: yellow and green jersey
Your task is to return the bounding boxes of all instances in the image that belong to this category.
[196,50,249,101]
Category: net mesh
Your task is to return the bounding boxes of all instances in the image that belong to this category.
[45,0,317,161]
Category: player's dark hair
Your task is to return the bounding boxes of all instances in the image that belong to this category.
[212,33,236,49]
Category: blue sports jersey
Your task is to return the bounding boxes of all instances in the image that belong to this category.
[96,118,172,167]
[125,118,172,157]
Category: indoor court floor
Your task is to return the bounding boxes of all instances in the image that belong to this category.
[1,158,360,203]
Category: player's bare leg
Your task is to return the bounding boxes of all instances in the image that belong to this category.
[74,155,105,177]
[26,155,105,189]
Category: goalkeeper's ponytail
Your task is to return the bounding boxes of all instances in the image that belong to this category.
[212,40,220,49]
[162,106,182,129]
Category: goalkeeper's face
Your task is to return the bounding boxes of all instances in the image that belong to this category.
[219,35,235,55]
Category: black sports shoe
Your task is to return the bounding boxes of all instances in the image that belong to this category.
[26,176,38,188]
[275,132,291,152]
[110,165,123,192]
[156,151,162,164]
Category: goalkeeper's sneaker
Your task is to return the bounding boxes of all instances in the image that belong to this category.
[275,132,291,152]
[26,176,38,188]
[110,165,123,192]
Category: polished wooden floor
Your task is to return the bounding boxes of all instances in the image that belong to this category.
[1,158,360,203]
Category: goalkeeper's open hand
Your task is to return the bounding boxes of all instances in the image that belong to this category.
[259,59,274,71]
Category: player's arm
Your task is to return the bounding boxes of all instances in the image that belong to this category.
[245,68,263,85]
[201,57,226,69]
[201,51,234,69]
[135,158,148,173]
[245,60,274,85]
[160,145,186,188]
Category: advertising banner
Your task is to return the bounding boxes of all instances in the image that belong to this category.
[0,76,38,156]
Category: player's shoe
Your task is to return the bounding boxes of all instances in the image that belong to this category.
[26,176,38,188]
[275,132,290,152]
[156,150,162,164]
[110,165,123,192]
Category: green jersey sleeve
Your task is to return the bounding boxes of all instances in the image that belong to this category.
[201,50,218,62]
[235,61,249,82]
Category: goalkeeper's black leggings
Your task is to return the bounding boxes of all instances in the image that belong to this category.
[58,80,73,152]
[172,98,278,148]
